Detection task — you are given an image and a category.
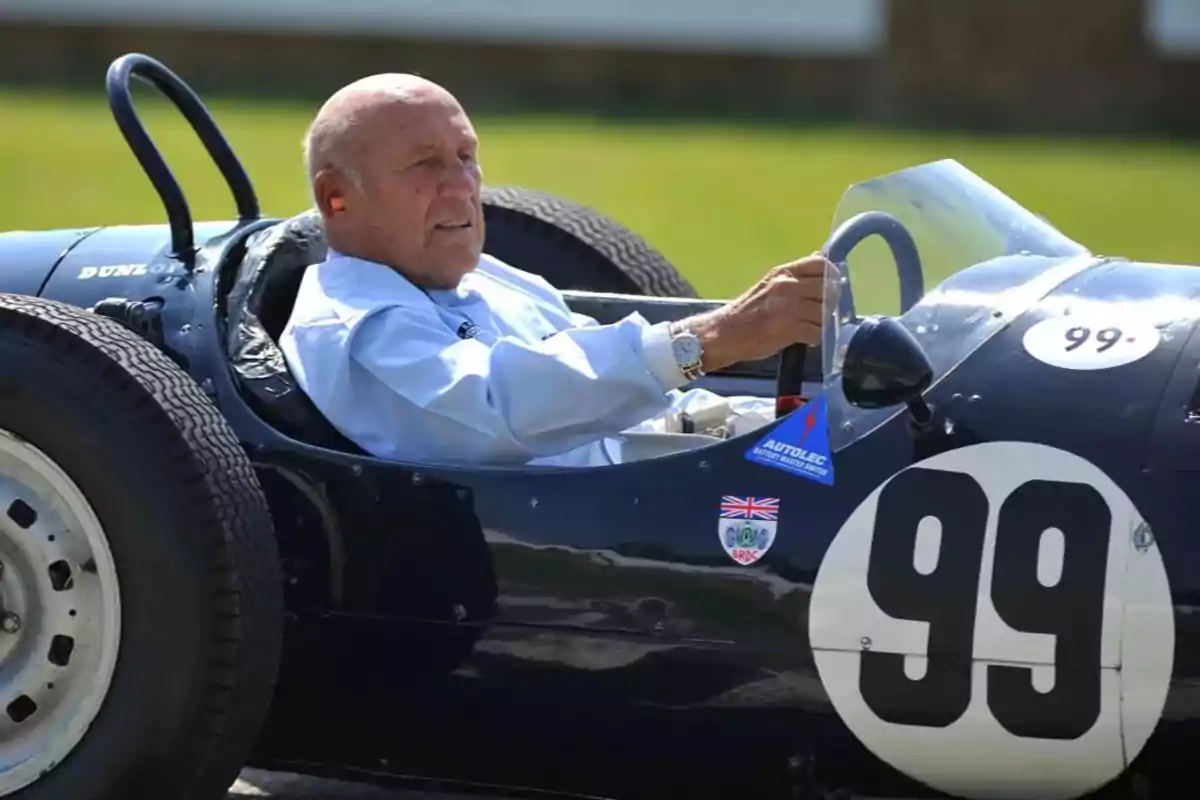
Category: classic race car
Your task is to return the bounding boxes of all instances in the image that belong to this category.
[0,51,1193,800]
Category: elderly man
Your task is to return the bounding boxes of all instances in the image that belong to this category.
[280,73,836,467]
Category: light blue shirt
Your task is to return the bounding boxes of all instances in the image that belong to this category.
[279,250,711,468]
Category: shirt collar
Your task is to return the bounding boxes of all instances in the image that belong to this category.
[322,248,478,308]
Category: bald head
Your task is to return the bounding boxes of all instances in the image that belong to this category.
[303,73,450,191]
[303,73,485,289]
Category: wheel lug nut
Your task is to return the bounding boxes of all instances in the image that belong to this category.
[1,613,20,633]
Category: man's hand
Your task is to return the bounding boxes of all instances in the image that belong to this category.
[679,254,841,373]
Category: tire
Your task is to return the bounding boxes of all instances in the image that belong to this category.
[0,295,283,799]
[481,186,699,298]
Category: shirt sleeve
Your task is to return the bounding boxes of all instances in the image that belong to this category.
[570,311,600,328]
[349,303,689,463]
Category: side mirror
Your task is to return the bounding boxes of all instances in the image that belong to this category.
[841,316,934,422]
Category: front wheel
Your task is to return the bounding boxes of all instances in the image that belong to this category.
[0,295,282,799]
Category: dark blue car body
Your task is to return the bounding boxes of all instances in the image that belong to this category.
[4,52,1200,800]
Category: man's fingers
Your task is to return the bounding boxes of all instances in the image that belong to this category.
[747,251,844,355]
[788,297,826,324]
[780,254,839,280]
[780,260,827,279]
[824,275,842,309]
[776,259,842,316]
[777,276,831,302]
[790,320,824,347]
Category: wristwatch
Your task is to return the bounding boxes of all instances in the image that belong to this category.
[669,322,706,382]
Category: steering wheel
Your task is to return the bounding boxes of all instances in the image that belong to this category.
[774,211,925,417]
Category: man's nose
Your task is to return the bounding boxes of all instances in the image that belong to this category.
[440,160,480,199]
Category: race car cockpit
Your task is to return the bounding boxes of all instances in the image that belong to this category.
[221,158,1097,468]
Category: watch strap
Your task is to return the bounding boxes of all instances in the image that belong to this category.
[669,322,706,381]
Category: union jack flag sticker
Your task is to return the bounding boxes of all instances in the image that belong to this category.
[718,496,779,565]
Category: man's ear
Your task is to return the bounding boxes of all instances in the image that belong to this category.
[313,169,347,217]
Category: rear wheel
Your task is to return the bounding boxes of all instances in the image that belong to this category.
[0,295,282,799]
[481,186,699,298]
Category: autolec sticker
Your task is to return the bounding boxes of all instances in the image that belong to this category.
[1021,315,1160,371]
[718,496,778,565]
[744,393,834,486]
[808,442,1174,800]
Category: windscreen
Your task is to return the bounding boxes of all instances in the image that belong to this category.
[819,159,1096,451]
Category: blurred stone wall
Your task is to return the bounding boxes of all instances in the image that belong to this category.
[884,0,1150,128]
[883,0,1199,133]
[0,0,1196,133]
[0,21,872,120]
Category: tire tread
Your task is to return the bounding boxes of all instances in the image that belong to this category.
[0,294,282,800]
[482,186,699,297]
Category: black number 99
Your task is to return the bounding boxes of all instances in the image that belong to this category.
[1064,325,1122,353]
[859,467,1111,740]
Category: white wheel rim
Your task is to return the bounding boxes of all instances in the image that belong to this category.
[0,429,121,794]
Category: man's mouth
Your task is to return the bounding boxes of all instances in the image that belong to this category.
[434,221,472,231]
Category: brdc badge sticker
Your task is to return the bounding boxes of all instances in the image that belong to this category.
[718,496,779,566]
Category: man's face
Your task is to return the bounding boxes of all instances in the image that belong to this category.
[320,91,485,289]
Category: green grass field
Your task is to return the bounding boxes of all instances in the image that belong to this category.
[4,87,1200,311]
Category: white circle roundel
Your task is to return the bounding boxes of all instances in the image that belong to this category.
[1021,315,1160,371]
[808,442,1173,800]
